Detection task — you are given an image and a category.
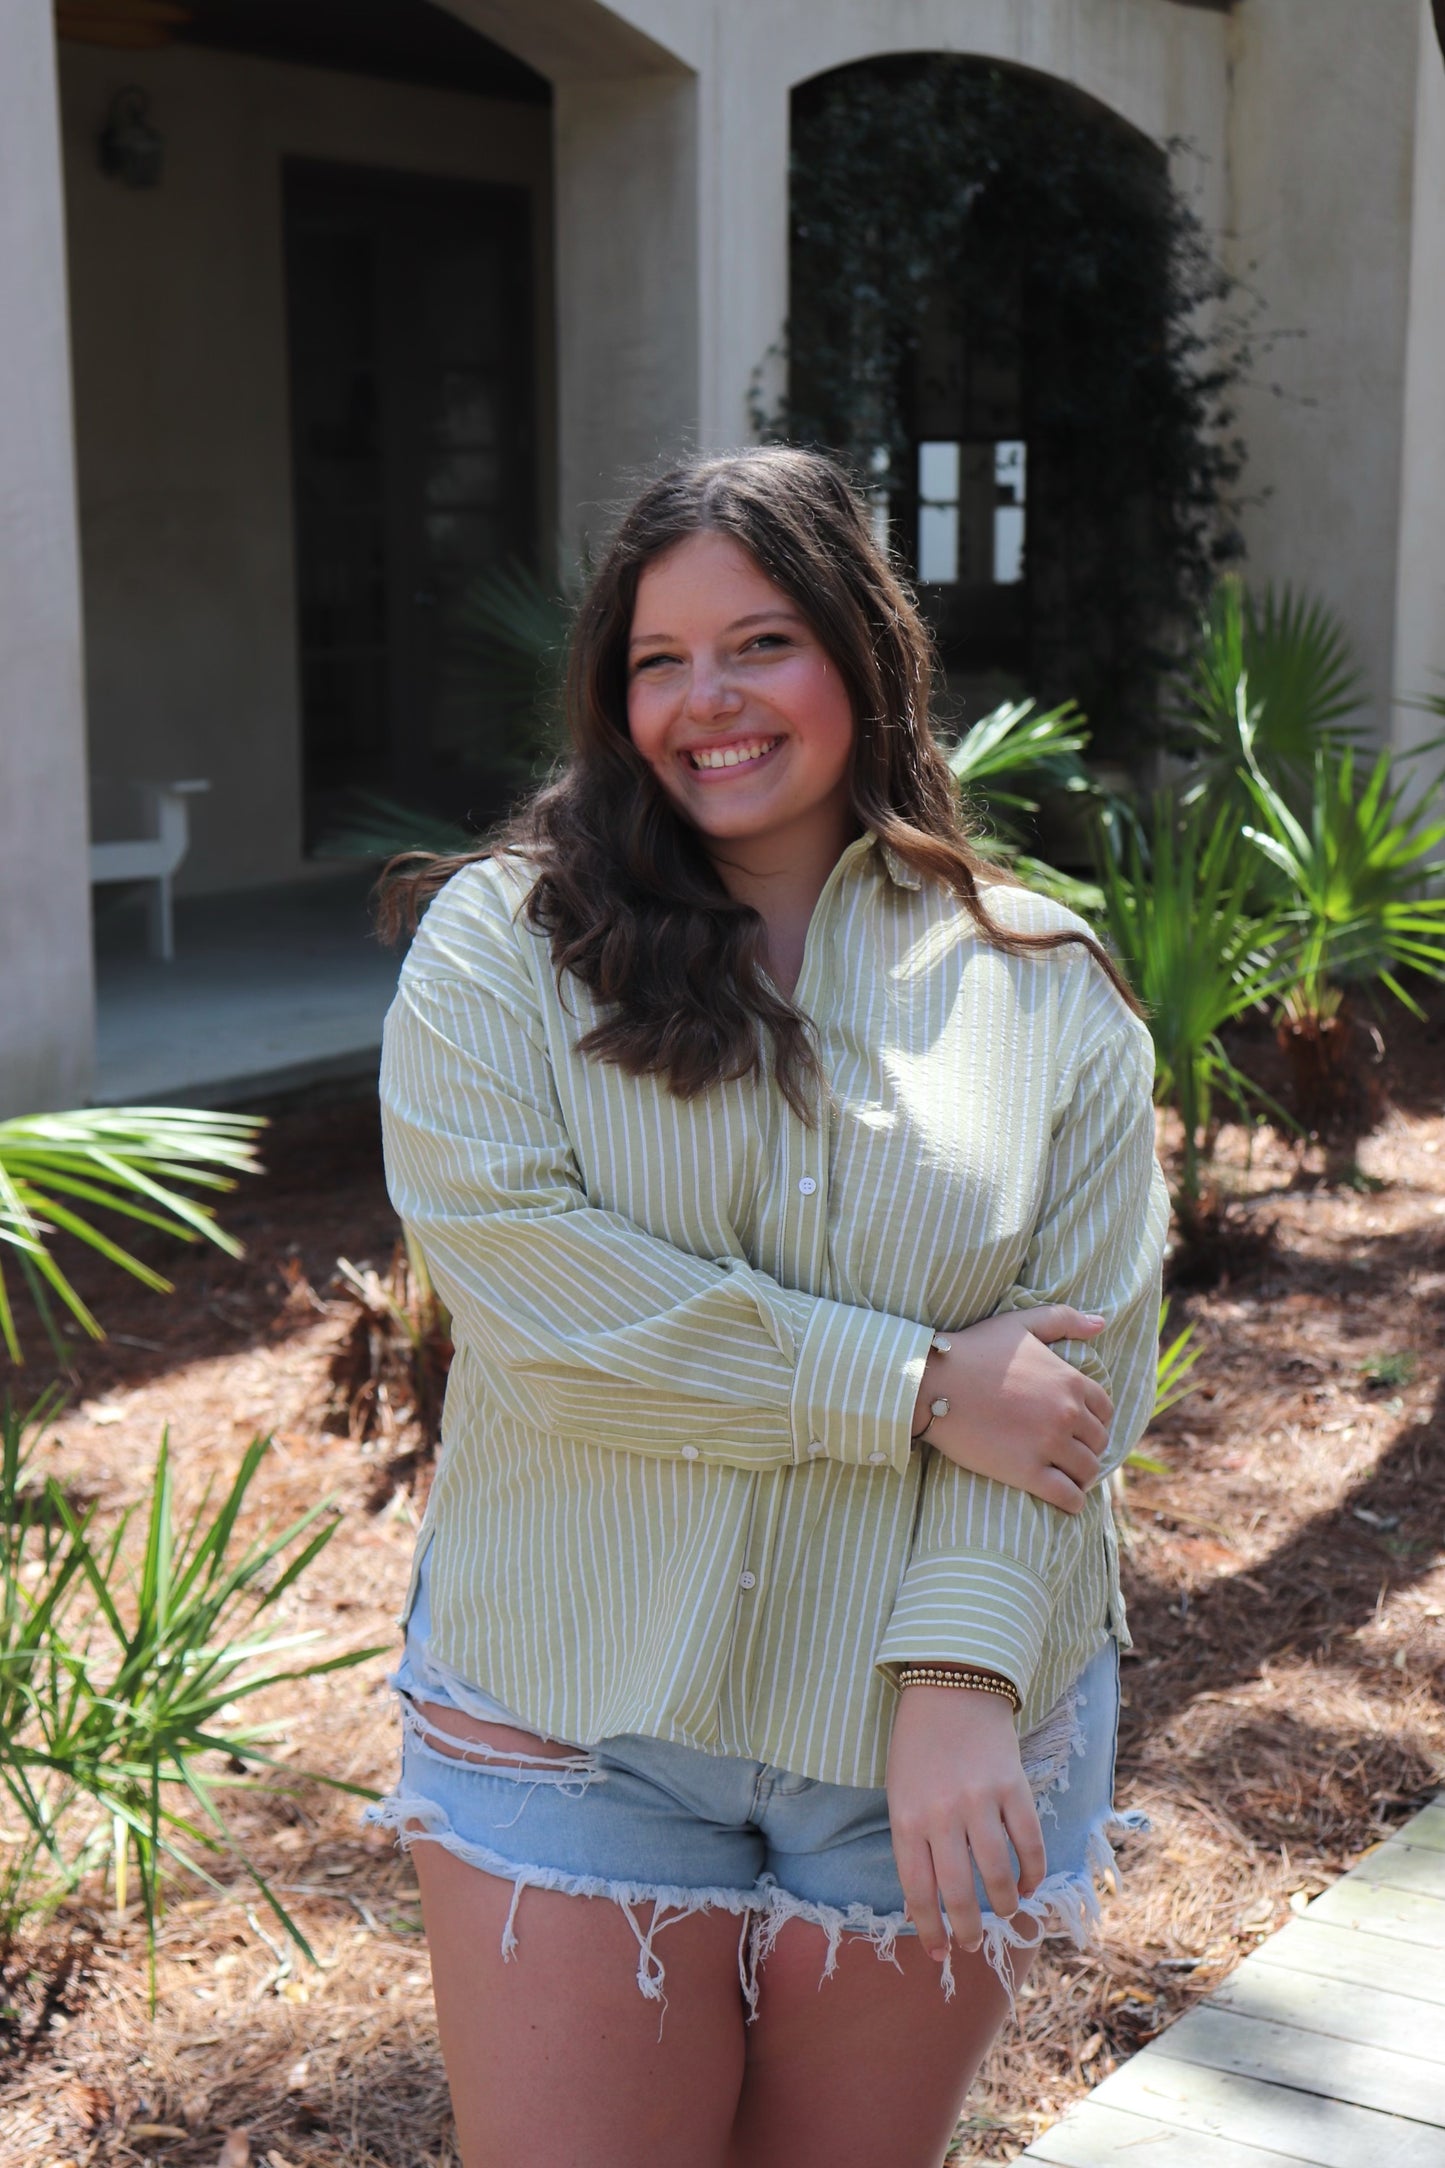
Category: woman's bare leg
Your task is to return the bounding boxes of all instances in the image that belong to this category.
[727,1918,1035,2168]
[407,1705,749,2168]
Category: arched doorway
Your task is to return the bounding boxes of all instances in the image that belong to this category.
[780,56,1239,758]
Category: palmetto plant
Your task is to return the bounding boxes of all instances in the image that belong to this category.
[318,559,572,863]
[1,1401,381,1989]
[947,697,1108,912]
[1174,577,1365,813]
[1120,1300,1203,1484]
[0,1107,264,1362]
[946,697,1092,834]
[451,556,572,752]
[1098,800,1293,1204]
[1240,730,1445,1129]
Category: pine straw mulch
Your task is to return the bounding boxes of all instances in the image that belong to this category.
[1,1006,1442,2168]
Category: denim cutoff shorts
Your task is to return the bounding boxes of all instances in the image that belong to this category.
[366,1550,1143,2010]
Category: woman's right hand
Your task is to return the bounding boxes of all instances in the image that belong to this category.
[912,1307,1113,1513]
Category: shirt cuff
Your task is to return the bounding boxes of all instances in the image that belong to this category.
[874,1550,1054,1698]
[788,1299,935,1473]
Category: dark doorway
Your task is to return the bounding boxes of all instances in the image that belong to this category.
[283,160,536,844]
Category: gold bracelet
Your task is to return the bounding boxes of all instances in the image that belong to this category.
[896,1665,1022,1712]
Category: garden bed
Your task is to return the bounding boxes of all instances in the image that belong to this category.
[1,1012,1442,2166]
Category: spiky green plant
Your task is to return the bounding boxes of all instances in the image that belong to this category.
[312,789,476,863]
[1098,800,1293,1202]
[0,1107,264,1363]
[1239,728,1445,1127]
[1174,576,1365,811]
[946,697,1093,834]
[1,1401,381,1993]
[451,556,572,745]
[1241,736,1445,1014]
[1153,1299,1202,1422]
[316,558,573,862]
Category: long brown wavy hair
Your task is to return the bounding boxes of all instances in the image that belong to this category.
[382,447,1136,1115]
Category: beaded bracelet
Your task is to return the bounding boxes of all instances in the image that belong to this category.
[896,1665,1022,1713]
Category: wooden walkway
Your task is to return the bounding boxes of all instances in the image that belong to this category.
[1019,1795,1445,2167]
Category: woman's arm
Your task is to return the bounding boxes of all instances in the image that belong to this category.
[381,865,936,1475]
[876,1000,1169,1702]
[887,1686,1044,1963]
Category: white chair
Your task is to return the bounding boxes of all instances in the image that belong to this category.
[89,779,210,962]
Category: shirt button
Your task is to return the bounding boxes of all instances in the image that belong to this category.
[797,1175,818,1195]
[738,1570,757,1591]
[808,1439,826,1458]
[681,1445,699,1461]
[867,1451,887,1465]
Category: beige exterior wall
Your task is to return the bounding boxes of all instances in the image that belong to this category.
[0,0,94,1114]
[1224,0,1424,742]
[59,40,552,895]
[1393,0,1445,770]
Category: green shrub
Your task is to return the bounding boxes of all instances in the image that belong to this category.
[1,1399,381,1993]
[1241,729,1445,1129]
[1098,800,1292,1203]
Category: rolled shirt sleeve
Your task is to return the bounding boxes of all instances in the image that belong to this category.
[876,994,1169,1700]
[380,867,935,1476]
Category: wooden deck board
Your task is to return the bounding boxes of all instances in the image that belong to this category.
[1210,1958,1445,2062]
[1082,2056,1445,2168]
[1023,2100,1340,2168]
[1247,1915,1445,2004]
[1017,1795,1445,2166]
[1155,2004,1445,2122]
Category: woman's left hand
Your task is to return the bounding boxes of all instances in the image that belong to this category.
[885,1686,1045,1964]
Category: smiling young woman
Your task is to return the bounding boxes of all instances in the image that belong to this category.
[371,449,1169,2168]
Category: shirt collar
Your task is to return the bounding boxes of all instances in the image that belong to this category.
[877,838,923,891]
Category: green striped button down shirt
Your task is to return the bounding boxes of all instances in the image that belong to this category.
[380,835,1169,1789]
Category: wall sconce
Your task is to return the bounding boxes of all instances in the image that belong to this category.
[99,87,164,188]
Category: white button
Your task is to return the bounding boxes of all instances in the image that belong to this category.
[797,1175,818,1195]
[867,1452,887,1465]
[738,1570,757,1590]
[681,1445,699,1461]
[808,1439,826,1458]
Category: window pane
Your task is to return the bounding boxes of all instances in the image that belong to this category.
[993,504,1026,585]
[994,439,1026,504]
[993,441,1026,583]
[917,439,961,584]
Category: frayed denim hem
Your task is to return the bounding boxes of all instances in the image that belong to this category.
[362,1787,1149,2019]
[748,1803,1150,2015]
[362,1786,768,2012]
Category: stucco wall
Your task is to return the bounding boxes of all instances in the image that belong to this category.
[0,0,94,1114]
[59,41,552,895]
[1392,0,1445,770]
[1225,0,1423,740]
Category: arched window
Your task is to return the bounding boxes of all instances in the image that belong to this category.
[780,57,1239,755]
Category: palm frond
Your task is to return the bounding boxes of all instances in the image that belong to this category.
[0,1108,264,1362]
[946,698,1092,826]
[1239,724,1445,1019]
[1174,576,1365,810]
[1098,799,1295,1199]
[312,789,479,864]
